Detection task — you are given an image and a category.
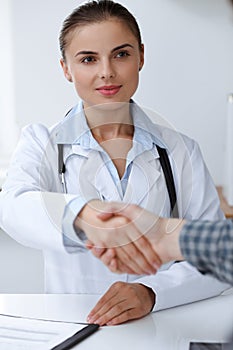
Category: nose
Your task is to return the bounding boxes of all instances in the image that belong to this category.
[98,58,115,79]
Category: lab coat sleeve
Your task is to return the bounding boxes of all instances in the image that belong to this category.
[135,262,231,312]
[62,196,90,252]
[0,124,76,252]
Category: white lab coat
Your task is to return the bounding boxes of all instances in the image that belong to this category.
[0,102,229,312]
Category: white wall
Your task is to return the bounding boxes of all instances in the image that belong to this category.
[0,0,19,184]
[0,229,44,293]
[8,0,233,185]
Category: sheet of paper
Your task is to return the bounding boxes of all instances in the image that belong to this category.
[0,314,88,350]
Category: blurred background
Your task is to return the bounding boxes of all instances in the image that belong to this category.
[0,0,233,292]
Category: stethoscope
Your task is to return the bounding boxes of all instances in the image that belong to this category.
[57,140,178,216]
[56,108,178,217]
[58,143,67,193]
[57,108,73,194]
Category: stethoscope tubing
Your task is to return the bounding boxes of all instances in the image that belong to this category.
[58,144,67,193]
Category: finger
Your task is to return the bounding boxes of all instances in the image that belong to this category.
[91,246,108,259]
[89,245,137,274]
[115,246,144,274]
[109,258,136,275]
[106,308,141,326]
[85,240,94,249]
[88,288,132,326]
[113,211,162,271]
[88,284,118,318]
[114,244,157,275]
[97,202,145,227]
[87,223,161,274]
[97,202,127,220]
[87,284,149,326]
[92,248,115,263]
[108,258,118,272]
[97,212,115,221]
[90,248,134,274]
[98,250,136,274]
[87,282,153,326]
[131,236,162,270]
[103,217,158,274]
[91,299,133,326]
[105,285,155,325]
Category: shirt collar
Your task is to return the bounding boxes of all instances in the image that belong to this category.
[130,102,168,149]
[55,101,89,144]
[55,100,168,151]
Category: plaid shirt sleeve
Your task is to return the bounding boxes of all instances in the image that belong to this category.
[179,220,233,285]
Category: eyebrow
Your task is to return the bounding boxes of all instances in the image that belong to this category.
[111,43,134,52]
[75,43,134,57]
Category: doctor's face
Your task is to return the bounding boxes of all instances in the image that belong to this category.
[60,19,144,110]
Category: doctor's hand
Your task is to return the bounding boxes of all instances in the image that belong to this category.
[87,281,155,326]
[74,200,161,275]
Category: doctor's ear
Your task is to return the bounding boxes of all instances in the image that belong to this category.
[60,59,73,82]
[139,61,144,72]
[139,44,144,72]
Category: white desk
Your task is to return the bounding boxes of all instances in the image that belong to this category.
[0,291,232,349]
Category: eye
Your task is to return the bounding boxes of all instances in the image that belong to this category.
[115,51,130,58]
[81,56,96,64]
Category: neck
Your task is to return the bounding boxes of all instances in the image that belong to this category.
[84,102,134,141]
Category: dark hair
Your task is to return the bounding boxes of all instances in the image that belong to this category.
[59,0,142,61]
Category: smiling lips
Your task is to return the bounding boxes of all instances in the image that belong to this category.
[96,85,122,96]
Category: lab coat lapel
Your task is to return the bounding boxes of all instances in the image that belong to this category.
[124,150,161,205]
[78,150,122,202]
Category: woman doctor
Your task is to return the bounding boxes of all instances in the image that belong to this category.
[0,0,229,326]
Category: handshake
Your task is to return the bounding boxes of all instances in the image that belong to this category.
[74,200,185,275]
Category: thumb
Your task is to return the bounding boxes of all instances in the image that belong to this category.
[97,202,131,221]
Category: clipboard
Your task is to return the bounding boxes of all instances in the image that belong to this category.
[51,323,100,350]
[0,313,99,349]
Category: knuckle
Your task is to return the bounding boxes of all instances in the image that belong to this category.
[102,256,110,266]
[128,247,138,259]
[114,304,123,314]
[112,311,130,325]
[114,216,129,227]
[118,251,130,263]
[125,284,134,295]
[122,310,130,321]
[137,237,148,248]
[112,281,124,290]
[110,266,119,273]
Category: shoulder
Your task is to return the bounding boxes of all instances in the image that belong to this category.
[149,122,200,157]
[132,102,199,154]
[19,121,62,148]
